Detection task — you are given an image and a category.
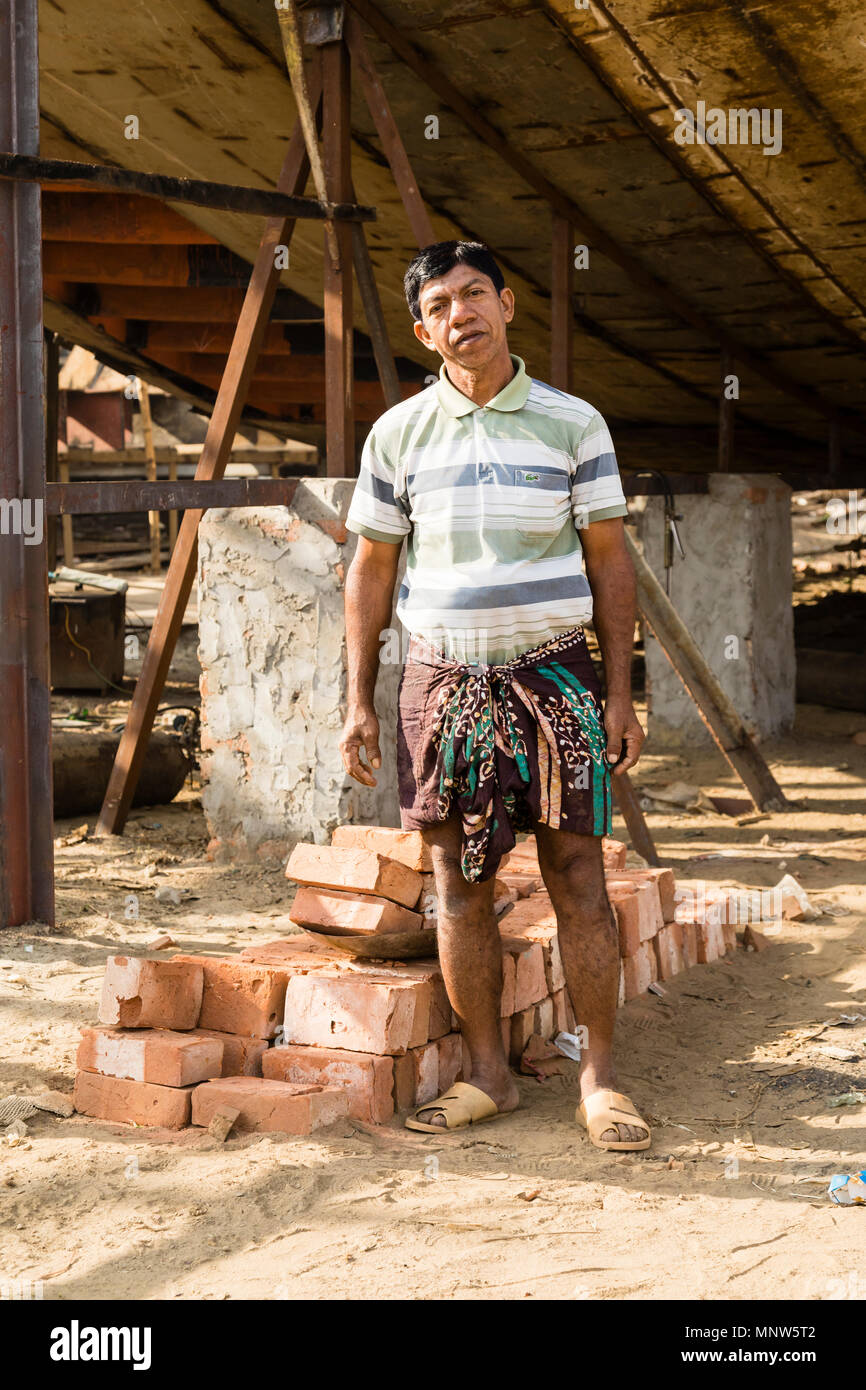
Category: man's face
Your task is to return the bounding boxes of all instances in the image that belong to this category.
[413,262,514,370]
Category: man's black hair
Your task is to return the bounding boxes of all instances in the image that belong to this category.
[403,240,505,321]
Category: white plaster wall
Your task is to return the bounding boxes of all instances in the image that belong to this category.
[197,479,404,861]
[637,474,795,747]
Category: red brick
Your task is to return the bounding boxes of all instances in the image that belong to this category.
[73,1070,192,1129]
[385,962,451,1040]
[497,947,517,1018]
[509,1007,536,1065]
[77,1026,222,1087]
[697,920,725,963]
[289,885,423,936]
[607,867,676,922]
[511,939,547,1012]
[282,971,431,1054]
[500,892,565,993]
[173,955,289,1039]
[438,1033,464,1092]
[285,843,422,908]
[500,839,539,877]
[195,1030,269,1077]
[608,884,641,957]
[239,936,348,972]
[623,941,657,1000]
[552,988,576,1034]
[393,1041,440,1109]
[263,1045,394,1124]
[534,995,555,1040]
[602,837,628,873]
[191,1076,348,1135]
[680,920,699,970]
[330,824,432,873]
[499,872,542,899]
[653,923,684,981]
[607,877,663,943]
[743,924,771,953]
[722,921,738,954]
[98,956,203,1031]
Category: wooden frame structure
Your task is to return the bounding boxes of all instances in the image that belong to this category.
[0,0,794,926]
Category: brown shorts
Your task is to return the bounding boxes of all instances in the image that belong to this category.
[396,628,612,881]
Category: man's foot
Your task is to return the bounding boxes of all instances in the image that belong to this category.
[578,1079,648,1146]
[414,1071,519,1129]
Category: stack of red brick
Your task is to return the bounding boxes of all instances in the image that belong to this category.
[72,826,735,1137]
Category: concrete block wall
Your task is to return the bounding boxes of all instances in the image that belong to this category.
[636,474,795,747]
[197,480,404,862]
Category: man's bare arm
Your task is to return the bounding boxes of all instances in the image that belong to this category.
[580,516,645,775]
[340,536,402,787]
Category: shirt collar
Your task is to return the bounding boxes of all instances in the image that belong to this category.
[436,354,531,417]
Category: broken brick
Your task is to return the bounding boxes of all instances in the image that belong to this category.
[289,885,423,936]
[330,825,433,873]
[98,956,203,1032]
[191,1076,348,1135]
[172,955,289,1039]
[282,971,431,1054]
[77,1026,223,1087]
[263,1044,394,1124]
[285,843,422,908]
[73,1071,192,1130]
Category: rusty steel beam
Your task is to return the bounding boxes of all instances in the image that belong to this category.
[46,478,300,516]
[95,71,323,837]
[345,8,435,249]
[345,0,851,427]
[322,37,355,477]
[0,151,375,222]
[0,0,54,927]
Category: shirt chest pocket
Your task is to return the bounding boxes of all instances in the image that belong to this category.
[512,466,572,537]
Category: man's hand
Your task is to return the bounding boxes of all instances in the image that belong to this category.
[339,705,382,787]
[602,695,645,776]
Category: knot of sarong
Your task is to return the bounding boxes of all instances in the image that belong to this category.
[422,627,609,882]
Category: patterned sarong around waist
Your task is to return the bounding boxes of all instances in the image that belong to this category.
[395,626,612,883]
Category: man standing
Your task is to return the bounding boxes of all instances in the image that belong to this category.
[340,240,649,1149]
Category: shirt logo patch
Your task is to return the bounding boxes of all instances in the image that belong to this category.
[523,472,540,482]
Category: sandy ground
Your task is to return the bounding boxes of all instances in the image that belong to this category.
[2,700,865,1302]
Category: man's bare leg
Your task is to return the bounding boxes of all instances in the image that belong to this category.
[534,822,645,1144]
[416,816,519,1126]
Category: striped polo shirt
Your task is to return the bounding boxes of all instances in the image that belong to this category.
[345,355,628,664]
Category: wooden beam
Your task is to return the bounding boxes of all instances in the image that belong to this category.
[610,772,659,867]
[322,38,355,477]
[346,8,435,248]
[95,74,323,837]
[136,380,162,573]
[142,323,293,355]
[47,478,299,515]
[626,532,788,811]
[0,151,375,222]
[41,192,218,244]
[277,0,341,273]
[550,214,573,393]
[42,242,252,288]
[352,217,401,409]
[75,285,320,323]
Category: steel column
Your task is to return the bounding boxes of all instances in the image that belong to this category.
[0,0,54,926]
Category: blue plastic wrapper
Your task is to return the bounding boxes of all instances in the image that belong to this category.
[828,1171,866,1205]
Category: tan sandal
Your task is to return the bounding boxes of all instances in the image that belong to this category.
[405,1081,500,1133]
[576,1088,651,1151]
